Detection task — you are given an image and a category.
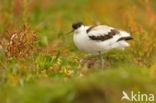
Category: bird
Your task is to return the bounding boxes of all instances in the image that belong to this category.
[70,21,133,69]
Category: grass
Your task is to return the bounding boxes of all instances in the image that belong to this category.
[0,0,156,103]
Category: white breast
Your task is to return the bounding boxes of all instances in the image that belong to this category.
[73,32,105,54]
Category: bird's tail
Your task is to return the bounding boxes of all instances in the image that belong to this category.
[111,31,132,49]
[117,31,133,42]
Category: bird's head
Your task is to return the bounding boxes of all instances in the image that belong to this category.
[72,21,84,30]
[66,21,84,34]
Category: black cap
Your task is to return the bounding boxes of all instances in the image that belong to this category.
[72,21,84,30]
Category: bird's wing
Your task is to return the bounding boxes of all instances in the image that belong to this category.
[87,25,120,41]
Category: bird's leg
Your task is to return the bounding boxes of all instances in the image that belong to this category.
[99,51,104,69]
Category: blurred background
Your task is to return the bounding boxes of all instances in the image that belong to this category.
[0,0,156,103]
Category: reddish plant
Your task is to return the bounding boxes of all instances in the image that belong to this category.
[7,25,37,58]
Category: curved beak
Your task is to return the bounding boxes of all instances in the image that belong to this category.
[65,30,74,35]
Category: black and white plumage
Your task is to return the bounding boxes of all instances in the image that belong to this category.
[71,22,133,68]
